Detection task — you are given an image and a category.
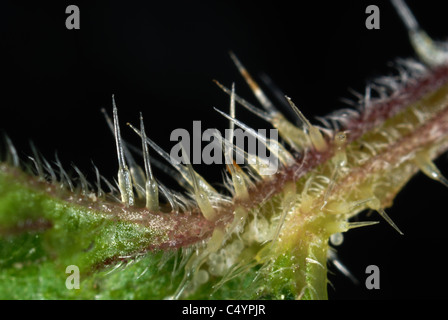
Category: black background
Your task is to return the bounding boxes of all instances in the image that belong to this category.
[1,0,448,299]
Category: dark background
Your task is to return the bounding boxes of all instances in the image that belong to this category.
[1,0,448,299]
